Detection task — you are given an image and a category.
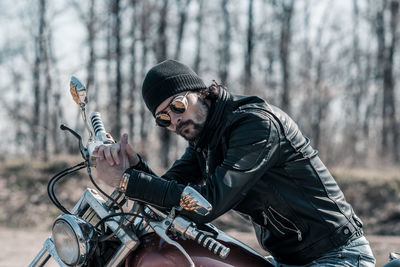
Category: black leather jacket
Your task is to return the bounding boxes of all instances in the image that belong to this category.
[124,88,363,265]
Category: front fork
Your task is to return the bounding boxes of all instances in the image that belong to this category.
[29,238,68,267]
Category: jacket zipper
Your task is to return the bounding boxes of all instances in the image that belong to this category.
[262,211,285,235]
[265,207,303,241]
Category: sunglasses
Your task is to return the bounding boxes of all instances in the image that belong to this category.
[155,92,189,127]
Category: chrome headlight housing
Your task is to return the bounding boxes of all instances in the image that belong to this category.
[52,214,97,266]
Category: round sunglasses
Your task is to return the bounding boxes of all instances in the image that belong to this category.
[155,92,189,127]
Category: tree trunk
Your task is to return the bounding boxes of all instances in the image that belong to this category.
[382,0,399,161]
[244,0,254,91]
[375,1,386,151]
[279,0,294,114]
[128,0,138,144]
[32,0,46,156]
[42,34,52,161]
[87,0,97,109]
[13,70,23,147]
[174,0,191,60]
[139,1,150,160]
[346,0,362,163]
[156,0,172,169]
[219,0,231,85]
[114,0,122,139]
[193,0,204,74]
[155,0,169,62]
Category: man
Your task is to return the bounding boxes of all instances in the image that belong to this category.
[94,59,376,266]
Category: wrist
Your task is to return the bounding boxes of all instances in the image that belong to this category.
[131,154,142,168]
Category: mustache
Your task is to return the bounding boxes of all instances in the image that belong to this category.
[176,120,195,135]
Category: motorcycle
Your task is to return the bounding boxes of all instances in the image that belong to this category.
[29,77,271,267]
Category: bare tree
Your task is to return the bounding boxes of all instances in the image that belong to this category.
[375,0,399,162]
[343,0,363,163]
[219,0,231,85]
[155,0,169,62]
[193,0,204,74]
[113,0,123,139]
[12,70,24,147]
[70,0,98,104]
[104,0,123,138]
[244,0,254,91]
[128,0,138,143]
[31,0,47,156]
[384,0,399,161]
[155,0,173,168]
[174,0,191,60]
[86,0,96,101]
[278,0,295,114]
[262,0,278,103]
[297,0,313,132]
[139,0,152,160]
[309,4,335,152]
[42,27,52,161]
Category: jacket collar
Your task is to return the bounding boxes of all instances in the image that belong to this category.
[193,88,230,150]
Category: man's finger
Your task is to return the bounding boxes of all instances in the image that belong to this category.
[111,145,120,165]
[103,146,114,166]
[97,146,105,160]
[120,133,128,154]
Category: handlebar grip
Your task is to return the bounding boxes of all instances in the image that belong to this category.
[193,230,230,259]
[90,112,114,144]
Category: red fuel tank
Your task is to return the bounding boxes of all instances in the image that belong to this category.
[125,233,271,267]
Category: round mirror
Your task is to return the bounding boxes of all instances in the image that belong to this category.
[70,76,87,106]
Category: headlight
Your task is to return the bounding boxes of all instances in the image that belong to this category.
[52,214,97,266]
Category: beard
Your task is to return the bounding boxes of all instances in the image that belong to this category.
[176,98,209,141]
[176,120,204,141]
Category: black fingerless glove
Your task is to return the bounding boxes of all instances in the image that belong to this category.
[124,169,183,208]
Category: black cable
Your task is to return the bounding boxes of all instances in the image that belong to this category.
[49,164,85,213]
[47,162,85,214]
[86,165,122,210]
[94,212,144,229]
[86,165,127,242]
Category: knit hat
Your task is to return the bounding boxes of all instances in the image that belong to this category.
[142,59,207,116]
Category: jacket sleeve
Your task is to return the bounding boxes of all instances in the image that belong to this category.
[124,113,279,223]
[130,146,203,184]
[129,154,157,176]
[161,145,204,185]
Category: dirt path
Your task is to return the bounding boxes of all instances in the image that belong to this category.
[1,227,399,266]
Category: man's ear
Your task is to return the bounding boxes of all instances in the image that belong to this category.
[198,88,208,99]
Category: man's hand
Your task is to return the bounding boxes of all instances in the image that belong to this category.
[94,133,136,187]
[93,133,140,167]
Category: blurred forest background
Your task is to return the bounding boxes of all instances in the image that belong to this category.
[0,0,400,169]
[2,1,400,265]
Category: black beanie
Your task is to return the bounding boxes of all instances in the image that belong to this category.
[142,59,207,116]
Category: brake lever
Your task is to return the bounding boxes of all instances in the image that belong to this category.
[60,124,89,161]
[149,218,195,267]
[146,206,194,267]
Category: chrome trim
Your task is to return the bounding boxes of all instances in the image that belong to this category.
[180,186,212,216]
[29,238,69,267]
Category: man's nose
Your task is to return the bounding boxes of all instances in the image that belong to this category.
[169,112,181,130]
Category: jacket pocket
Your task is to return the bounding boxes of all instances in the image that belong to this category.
[263,206,303,241]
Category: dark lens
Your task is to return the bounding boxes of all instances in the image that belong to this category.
[156,113,171,127]
[170,99,186,113]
